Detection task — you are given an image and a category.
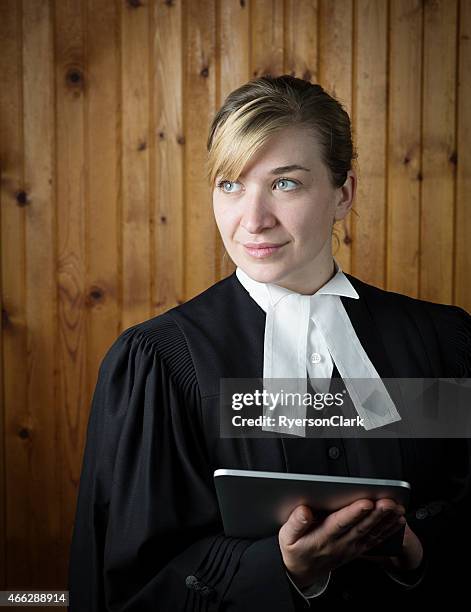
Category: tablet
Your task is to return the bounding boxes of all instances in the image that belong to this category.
[214,468,411,556]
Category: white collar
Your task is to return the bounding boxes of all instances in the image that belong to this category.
[235,258,359,310]
[233,258,401,435]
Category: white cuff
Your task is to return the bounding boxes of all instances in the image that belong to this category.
[286,570,331,604]
[383,557,427,589]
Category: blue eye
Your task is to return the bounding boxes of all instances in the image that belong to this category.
[275,178,299,191]
[216,177,300,193]
[216,180,241,193]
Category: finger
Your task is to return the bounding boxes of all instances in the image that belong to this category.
[358,516,406,554]
[279,505,315,546]
[374,498,405,515]
[322,499,374,541]
[374,517,406,551]
[371,514,406,541]
[364,510,405,540]
[342,505,401,545]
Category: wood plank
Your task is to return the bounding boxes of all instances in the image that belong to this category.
[0,0,26,590]
[86,0,120,388]
[420,0,457,303]
[455,0,471,310]
[217,0,251,280]
[184,0,217,296]
[250,0,284,79]
[353,0,388,287]
[152,0,184,311]
[54,0,87,589]
[22,0,60,587]
[285,0,319,83]
[318,0,354,273]
[121,0,151,326]
[387,0,422,297]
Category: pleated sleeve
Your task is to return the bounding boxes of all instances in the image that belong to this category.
[428,303,471,377]
[453,307,471,376]
[67,315,300,611]
[408,303,471,593]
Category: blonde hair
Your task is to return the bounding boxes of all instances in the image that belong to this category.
[206,74,357,191]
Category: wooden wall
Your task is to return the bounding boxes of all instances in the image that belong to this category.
[0,0,469,593]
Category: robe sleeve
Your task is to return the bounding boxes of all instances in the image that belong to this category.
[430,304,471,377]
[67,316,302,611]
[402,304,471,593]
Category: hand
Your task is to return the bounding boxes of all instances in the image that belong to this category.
[361,522,424,572]
[278,498,406,590]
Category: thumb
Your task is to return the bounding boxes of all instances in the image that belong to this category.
[281,505,314,546]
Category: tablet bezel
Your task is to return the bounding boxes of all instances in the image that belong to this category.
[214,468,411,490]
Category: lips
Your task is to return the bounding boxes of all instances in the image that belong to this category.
[244,242,285,248]
[243,242,287,259]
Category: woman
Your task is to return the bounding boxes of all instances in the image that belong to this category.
[68,75,471,610]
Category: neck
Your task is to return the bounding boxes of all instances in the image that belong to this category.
[273,254,336,295]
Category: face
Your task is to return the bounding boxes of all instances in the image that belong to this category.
[212,125,356,294]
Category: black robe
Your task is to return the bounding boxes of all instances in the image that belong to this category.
[68,271,471,611]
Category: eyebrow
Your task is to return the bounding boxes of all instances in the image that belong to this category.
[268,164,311,174]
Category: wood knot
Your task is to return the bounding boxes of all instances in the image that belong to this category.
[177,135,185,145]
[137,140,147,151]
[66,68,84,87]
[240,0,246,6]
[160,215,167,223]
[403,155,411,165]
[343,233,352,245]
[416,171,423,181]
[16,190,28,206]
[200,66,209,78]
[164,0,175,6]
[449,151,458,165]
[87,286,105,306]
[158,131,165,140]
[90,288,102,300]
[127,0,142,7]
[18,427,30,439]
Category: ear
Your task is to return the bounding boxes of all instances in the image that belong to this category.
[334,170,356,221]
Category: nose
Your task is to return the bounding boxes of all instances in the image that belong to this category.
[239,195,277,235]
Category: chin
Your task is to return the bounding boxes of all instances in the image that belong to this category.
[238,263,290,285]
